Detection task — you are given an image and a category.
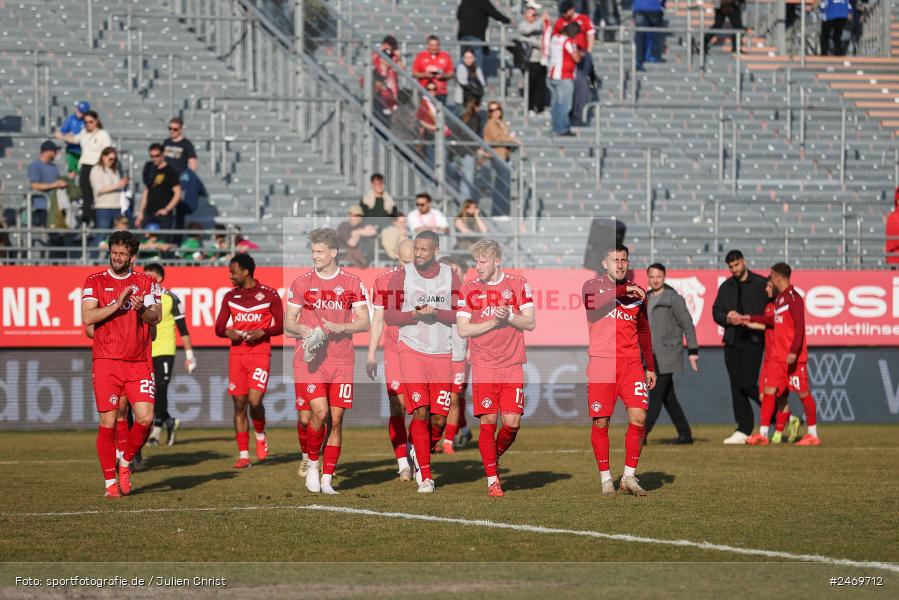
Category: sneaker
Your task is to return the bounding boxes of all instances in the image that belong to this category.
[305,461,321,493]
[131,451,145,472]
[118,465,132,495]
[441,439,456,455]
[487,481,505,497]
[297,456,309,477]
[417,479,436,493]
[147,426,162,446]
[165,418,180,446]
[786,415,801,443]
[601,479,616,496]
[233,457,252,469]
[771,431,783,444]
[619,475,647,496]
[398,467,412,481]
[407,442,422,485]
[255,435,269,462]
[104,483,122,499]
[723,431,749,445]
[528,110,538,119]
[746,433,769,446]
[796,434,821,446]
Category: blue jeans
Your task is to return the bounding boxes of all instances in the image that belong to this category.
[549,78,575,134]
[634,11,664,68]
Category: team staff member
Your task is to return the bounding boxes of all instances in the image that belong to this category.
[645,263,697,445]
[143,263,197,447]
[712,249,768,445]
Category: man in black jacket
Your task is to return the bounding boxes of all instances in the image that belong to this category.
[712,250,769,444]
[457,0,511,66]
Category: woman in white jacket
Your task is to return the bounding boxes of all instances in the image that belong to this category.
[56,110,111,224]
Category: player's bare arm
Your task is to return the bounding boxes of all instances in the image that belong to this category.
[322,303,371,335]
[81,287,133,326]
[645,370,657,390]
[366,307,384,380]
[284,303,313,339]
[501,305,536,332]
[456,313,500,338]
[138,302,161,326]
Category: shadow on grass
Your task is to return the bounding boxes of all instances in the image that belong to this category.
[137,470,239,494]
[501,470,573,491]
[630,471,675,491]
[334,458,409,490]
[165,436,236,446]
[143,450,229,470]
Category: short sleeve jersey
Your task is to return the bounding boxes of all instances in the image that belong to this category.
[412,50,454,96]
[458,273,534,367]
[82,269,161,361]
[216,283,283,355]
[152,289,186,357]
[772,286,808,362]
[287,268,368,364]
[583,277,655,370]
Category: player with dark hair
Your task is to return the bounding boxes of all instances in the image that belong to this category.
[215,254,284,468]
[143,263,196,447]
[367,239,415,480]
[375,230,462,493]
[582,244,656,496]
[457,239,536,497]
[81,230,161,497]
[286,228,370,494]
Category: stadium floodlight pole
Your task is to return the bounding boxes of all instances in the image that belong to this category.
[839,107,847,187]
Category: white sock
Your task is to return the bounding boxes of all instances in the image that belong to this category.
[442,438,453,446]
[239,450,249,459]
[118,458,130,468]
[397,456,410,471]
[487,475,498,486]
[104,478,117,488]
[321,474,332,486]
[760,426,769,436]
[302,452,309,461]
[623,466,636,478]
[600,470,613,483]
[116,449,124,461]
[255,432,266,441]
[808,425,817,437]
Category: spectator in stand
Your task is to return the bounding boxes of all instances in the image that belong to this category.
[456,0,511,67]
[548,21,583,136]
[337,204,378,267]
[136,143,181,235]
[28,140,67,228]
[89,147,129,235]
[454,49,486,112]
[360,173,399,225]
[211,223,230,263]
[416,80,445,163]
[179,222,207,261]
[634,0,665,71]
[454,198,488,250]
[820,0,852,56]
[411,35,455,105]
[381,212,409,260]
[235,227,260,253]
[886,186,899,268]
[372,36,403,117]
[455,96,483,200]
[553,1,596,125]
[519,2,551,118]
[59,100,89,177]
[483,100,519,216]
[139,229,176,260]
[408,192,449,235]
[704,0,743,55]
[593,0,621,42]
[162,117,197,175]
[55,110,111,226]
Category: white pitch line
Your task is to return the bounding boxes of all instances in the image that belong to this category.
[0,459,94,465]
[4,503,897,573]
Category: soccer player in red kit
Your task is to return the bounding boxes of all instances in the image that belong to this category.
[744,263,819,445]
[214,254,284,468]
[437,256,471,455]
[376,230,461,493]
[366,239,414,480]
[81,231,161,498]
[286,228,370,494]
[583,245,656,496]
[457,240,535,497]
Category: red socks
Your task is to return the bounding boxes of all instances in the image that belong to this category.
[97,425,117,480]
[122,423,151,463]
[388,416,407,458]
[759,393,776,429]
[236,431,250,453]
[307,424,326,461]
[624,423,645,469]
[775,409,790,432]
[322,445,341,476]
[478,423,498,477]
[591,425,610,472]
[252,418,265,434]
[410,418,432,481]
[496,425,519,457]
[115,418,129,454]
[443,422,459,444]
[801,395,817,426]
[429,421,445,450]
[296,421,308,454]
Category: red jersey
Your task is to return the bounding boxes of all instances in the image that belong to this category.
[753,286,807,362]
[553,13,595,50]
[214,282,283,355]
[762,300,775,354]
[82,269,160,361]
[287,268,368,364]
[412,50,454,95]
[548,34,579,80]
[458,272,534,368]
[372,267,403,352]
[582,277,655,371]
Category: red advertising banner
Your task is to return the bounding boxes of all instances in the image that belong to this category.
[1,266,897,347]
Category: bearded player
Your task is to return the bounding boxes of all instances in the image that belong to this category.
[214,254,284,468]
[286,228,370,494]
[457,240,535,497]
[366,239,414,480]
[740,263,819,445]
[583,244,656,497]
[81,231,161,498]
[376,230,461,493]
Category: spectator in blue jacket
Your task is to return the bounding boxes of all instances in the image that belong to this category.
[633,0,665,71]
[59,100,89,177]
[820,0,852,56]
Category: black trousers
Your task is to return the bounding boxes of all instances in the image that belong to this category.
[646,372,692,439]
[78,163,94,224]
[153,355,175,426]
[704,9,744,53]
[526,62,548,113]
[724,341,764,434]
[820,19,847,56]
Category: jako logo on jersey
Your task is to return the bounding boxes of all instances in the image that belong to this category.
[591,401,602,413]
[108,394,118,406]
[306,383,316,393]
[416,294,447,305]
[411,391,422,403]
[481,398,493,409]
[234,312,263,323]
